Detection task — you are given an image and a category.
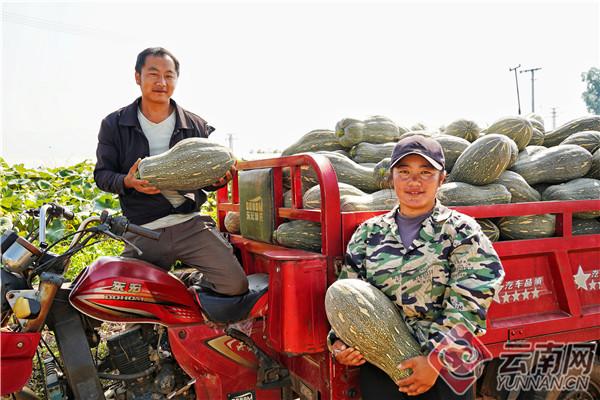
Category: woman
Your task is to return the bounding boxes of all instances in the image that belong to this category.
[328,135,505,399]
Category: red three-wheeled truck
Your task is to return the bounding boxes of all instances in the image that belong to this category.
[1,153,599,399]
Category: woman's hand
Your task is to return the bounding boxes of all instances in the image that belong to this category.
[331,340,366,366]
[396,355,440,396]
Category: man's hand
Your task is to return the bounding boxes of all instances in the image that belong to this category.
[331,340,366,366]
[396,355,440,396]
[124,159,161,194]
[210,163,237,188]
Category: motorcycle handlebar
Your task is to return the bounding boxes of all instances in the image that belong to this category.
[51,203,74,220]
[100,212,160,241]
[126,223,161,241]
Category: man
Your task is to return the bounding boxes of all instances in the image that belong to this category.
[94,47,248,296]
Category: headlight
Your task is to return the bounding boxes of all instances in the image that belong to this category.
[1,237,41,272]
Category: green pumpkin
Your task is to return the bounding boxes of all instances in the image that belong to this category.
[272,220,322,252]
[485,116,533,151]
[510,145,592,185]
[437,182,511,206]
[447,134,515,185]
[282,129,345,156]
[137,138,235,191]
[325,279,421,382]
[444,119,481,142]
[336,116,404,148]
[542,178,600,219]
[544,116,600,147]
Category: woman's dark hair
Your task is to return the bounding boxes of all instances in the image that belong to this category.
[135,47,180,76]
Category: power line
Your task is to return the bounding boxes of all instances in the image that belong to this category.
[2,10,139,42]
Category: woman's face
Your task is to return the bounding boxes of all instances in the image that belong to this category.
[392,154,446,217]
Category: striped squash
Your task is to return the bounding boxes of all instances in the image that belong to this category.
[398,130,439,141]
[272,220,321,252]
[281,129,345,156]
[477,219,500,242]
[559,130,600,154]
[302,151,380,192]
[507,138,520,169]
[340,189,398,212]
[544,116,600,147]
[542,178,600,219]
[526,113,545,132]
[485,116,533,151]
[573,219,600,236]
[493,171,541,203]
[350,142,395,163]
[325,279,421,381]
[444,119,481,142]
[437,182,511,206]
[510,145,592,185]
[224,211,240,234]
[302,183,366,209]
[529,128,545,146]
[435,135,470,171]
[447,134,515,185]
[336,116,404,148]
[514,145,547,165]
[586,149,600,179]
[137,138,235,191]
[498,215,556,240]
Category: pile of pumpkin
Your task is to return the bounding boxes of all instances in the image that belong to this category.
[225,115,600,252]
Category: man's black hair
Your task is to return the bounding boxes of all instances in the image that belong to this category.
[135,47,180,76]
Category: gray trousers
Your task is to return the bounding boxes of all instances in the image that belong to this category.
[122,215,248,296]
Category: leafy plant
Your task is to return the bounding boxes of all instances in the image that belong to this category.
[0,157,217,278]
[582,67,600,114]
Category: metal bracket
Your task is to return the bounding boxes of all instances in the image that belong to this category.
[6,289,39,328]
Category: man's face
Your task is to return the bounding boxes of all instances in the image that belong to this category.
[135,55,178,105]
[392,154,445,217]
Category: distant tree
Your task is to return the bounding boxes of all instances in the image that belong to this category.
[581,67,600,114]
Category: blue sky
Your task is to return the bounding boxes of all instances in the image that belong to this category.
[2,1,599,166]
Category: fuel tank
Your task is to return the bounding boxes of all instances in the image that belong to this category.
[69,256,204,325]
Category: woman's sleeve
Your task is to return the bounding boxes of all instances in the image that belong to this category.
[422,220,505,354]
[338,222,369,280]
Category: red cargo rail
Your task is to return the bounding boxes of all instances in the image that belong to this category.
[217,154,600,358]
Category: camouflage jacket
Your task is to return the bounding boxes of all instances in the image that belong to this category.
[338,201,505,354]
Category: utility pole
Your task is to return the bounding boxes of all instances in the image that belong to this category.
[521,67,542,113]
[509,65,522,115]
[551,107,557,129]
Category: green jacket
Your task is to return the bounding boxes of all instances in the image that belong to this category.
[338,201,505,354]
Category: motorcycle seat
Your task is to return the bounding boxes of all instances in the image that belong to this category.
[192,273,269,324]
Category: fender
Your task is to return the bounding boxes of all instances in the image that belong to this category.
[0,331,40,395]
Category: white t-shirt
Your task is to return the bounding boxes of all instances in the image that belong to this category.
[137,108,198,229]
